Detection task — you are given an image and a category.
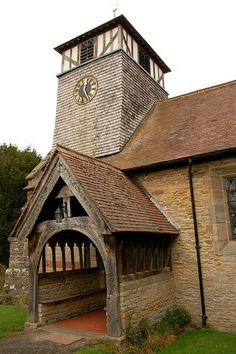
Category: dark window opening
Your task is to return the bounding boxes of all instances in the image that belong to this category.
[38,179,65,222]
[37,178,88,223]
[80,38,95,64]
[70,196,88,217]
[225,177,236,240]
[138,47,150,73]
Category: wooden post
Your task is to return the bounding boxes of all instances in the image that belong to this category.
[122,241,127,275]
[76,241,84,269]
[58,240,66,271]
[87,242,91,268]
[116,240,123,277]
[84,241,91,268]
[48,239,57,272]
[96,248,103,269]
[52,244,56,273]
[137,240,141,272]
[28,266,38,323]
[104,235,121,337]
[42,247,46,274]
[68,241,75,270]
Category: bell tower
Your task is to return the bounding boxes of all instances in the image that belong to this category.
[53,15,170,157]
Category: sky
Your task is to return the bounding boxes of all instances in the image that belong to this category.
[0,0,235,157]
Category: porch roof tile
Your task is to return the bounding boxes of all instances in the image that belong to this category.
[58,145,178,235]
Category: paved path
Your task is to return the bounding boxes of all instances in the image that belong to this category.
[0,327,102,354]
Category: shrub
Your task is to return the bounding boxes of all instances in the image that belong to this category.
[21,292,28,305]
[0,264,6,288]
[125,320,148,349]
[154,320,174,334]
[146,331,176,352]
[125,319,174,353]
[0,284,28,306]
[160,308,191,334]
[0,289,16,305]
[124,308,190,353]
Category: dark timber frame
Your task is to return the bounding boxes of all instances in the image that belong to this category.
[10,150,177,337]
[15,156,121,337]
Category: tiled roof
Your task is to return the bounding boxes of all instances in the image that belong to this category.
[58,145,177,234]
[11,145,178,238]
[102,80,236,170]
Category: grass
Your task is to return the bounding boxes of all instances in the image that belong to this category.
[0,304,27,338]
[1,303,236,354]
[74,342,114,354]
[74,329,236,354]
[159,328,236,354]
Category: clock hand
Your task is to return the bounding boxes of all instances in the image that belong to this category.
[83,83,89,100]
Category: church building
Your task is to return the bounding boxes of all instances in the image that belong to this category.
[5,15,236,337]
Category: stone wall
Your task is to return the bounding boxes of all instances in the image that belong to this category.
[53,50,167,157]
[38,291,106,324]
[137,157,236,332]
[38,269,105,302]
[4,239,29,294]
[38,269,106,323]
[119,272,175,330]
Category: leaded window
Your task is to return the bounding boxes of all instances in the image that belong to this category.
[80,38,95,64]
[225,177,236,240]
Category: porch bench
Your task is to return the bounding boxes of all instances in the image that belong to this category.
[38,287,106,304]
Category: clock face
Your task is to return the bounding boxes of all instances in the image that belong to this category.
[73,76,98,105]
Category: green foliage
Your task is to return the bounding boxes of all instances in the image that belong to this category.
[125,320,148,349]
[0,287,28,306]
[154,320,174,335]
[0,264,6,288]
[0,288,16,305]
[159,307,191,334]
[0,304,27,338]
[0,144,41,265]
[124,308,190,353]
[124,322,176,354]
[21,292,28,305]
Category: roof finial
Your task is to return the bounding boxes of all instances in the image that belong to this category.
[112,4,118,18]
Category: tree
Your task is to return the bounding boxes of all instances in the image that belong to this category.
[0,144,41,266]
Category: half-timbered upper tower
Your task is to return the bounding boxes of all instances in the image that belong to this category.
[53,15,170,157]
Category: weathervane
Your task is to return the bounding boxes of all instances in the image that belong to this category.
[112,4,118,18]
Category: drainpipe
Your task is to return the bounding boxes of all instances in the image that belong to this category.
[188,158,208,326]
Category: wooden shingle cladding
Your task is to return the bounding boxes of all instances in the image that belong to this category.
[53,50,167,158]
[102,80,236,170]
[56,15,168,87]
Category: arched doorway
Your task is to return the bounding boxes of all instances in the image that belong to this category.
[28,227,121,337]
[37,230,107,328]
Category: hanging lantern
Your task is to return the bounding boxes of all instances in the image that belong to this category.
[55,206,63,223]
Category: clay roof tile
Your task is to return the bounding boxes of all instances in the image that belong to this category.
[102,80,236,170]
[58,145,177,235]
